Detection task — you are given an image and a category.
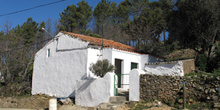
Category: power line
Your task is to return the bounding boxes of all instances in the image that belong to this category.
[0,0,67,17]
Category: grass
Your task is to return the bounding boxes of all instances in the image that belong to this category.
[185,69,220,79]
[213,69,220,77]
[185,72,211,77]
[186,102,212,109]
[128,100,166,110]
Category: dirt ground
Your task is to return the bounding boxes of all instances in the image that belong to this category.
[0,95,50,109]
[126,100,175,110]
[0,96,175,110]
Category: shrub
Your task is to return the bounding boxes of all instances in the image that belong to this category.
[89,59,114,77]
[213,69,220,77]
[195,54,207,71]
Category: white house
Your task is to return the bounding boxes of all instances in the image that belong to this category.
[32,31,163,97]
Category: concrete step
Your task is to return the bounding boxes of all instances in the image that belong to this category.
[97,96,127,110]
[117,90,129,101]
[109,96,126,103]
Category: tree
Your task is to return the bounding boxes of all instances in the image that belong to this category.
[36,21,46,50]
[76,0,93,31]
[122,6,166,51]
[115,0,131,24]
[129,0,149,17]
[93,0,117,37]
[21,17,39,46]
[0,18,47,83]
[150,0,174,41]
[89,59,114,77]
[168,0,220,54]
[58,0,93,33]
[168,0,220,71]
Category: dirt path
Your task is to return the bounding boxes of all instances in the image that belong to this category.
[0,96,175,110]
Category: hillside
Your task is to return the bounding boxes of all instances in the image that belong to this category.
[165,49,196,61]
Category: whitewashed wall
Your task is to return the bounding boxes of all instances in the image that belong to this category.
[111,49,141,90]
[32,32,164,98]
[141,54,164,70]
[86,48,102,78]
[145,61,184,76]
[129,69,145,101]
[32,33,89,97]
[106,49,163,90]
[75,72,115,107]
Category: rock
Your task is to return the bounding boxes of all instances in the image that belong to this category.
[154,100,162,107]
[178,99,183,104]
[212,96,218,101]
[214,102,220,108]
[11,100,16,103]
[189,99,193,103]
[209,89,216,93]
[216,87,220,92]
[207,97,211,100]
[196,85,203,90]
[59,98,72,105]
[187,76,191,79]
[205,89,209,94]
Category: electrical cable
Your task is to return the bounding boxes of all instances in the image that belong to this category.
[0,0,67,17]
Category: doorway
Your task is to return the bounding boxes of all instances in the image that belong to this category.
[115,59,122,88]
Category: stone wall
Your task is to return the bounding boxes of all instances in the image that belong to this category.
[140,74,220,106]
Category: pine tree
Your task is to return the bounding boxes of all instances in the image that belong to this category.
[58,0,93,33]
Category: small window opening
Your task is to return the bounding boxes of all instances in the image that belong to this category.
[47,49,50,57]
[131,62,138,70]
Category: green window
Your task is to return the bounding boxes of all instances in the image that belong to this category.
[131,62,138,70]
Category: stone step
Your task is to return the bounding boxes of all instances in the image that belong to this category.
[98,105,120,110]
[97,96,127,110]
[109,96,126,103]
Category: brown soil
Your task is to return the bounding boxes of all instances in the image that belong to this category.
[165,49,196,61]
[0,95,175,110]
[0,95,50,109]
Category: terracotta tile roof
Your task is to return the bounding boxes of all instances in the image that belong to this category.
[61,31,139,53]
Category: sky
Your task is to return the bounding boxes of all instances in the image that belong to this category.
[0,0,156,30]
[0,0,167,41]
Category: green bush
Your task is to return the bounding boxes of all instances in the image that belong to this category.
[168,99,174,106]
[213,69,220,77]
[195,54,207,71]
[89,59,114,77]
[185,72,211,78]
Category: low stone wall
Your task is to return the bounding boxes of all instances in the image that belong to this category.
[140,74,220,106]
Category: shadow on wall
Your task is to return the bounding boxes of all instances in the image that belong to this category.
[75,72,114,107]
[68,91,75,98]
[77,79,96,92]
